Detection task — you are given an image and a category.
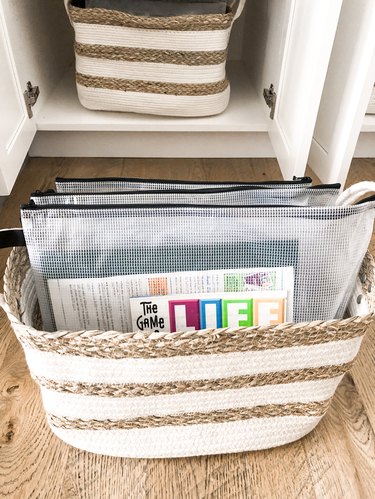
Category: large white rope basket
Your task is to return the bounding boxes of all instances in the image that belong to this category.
[64,0,246,117]
[2,246,375,458]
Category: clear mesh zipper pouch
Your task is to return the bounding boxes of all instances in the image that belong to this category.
[55,176,313,193]
[20,200,375,332]
[31,185,340,207]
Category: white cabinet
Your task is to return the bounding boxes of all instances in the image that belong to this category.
[308,0,375,186]
[0,7,36,193]
[0,0,348,194]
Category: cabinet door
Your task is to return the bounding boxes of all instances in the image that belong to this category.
[308,0,375,186]
[267,0,343,179]
[0,7,36,196]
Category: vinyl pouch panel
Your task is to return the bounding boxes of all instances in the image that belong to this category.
[55,176,313,193]
[20,202,375,331]
[31,184,341,207]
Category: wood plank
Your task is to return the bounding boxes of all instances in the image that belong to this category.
[301,375,374,499]
[144,439,316,499]
[334,374,375,498]
[59,449,149,499]
[0,314,70,499]
[351,325,375,429]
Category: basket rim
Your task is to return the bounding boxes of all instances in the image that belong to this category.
[67,0,235,31]
[2,247,375,359]
[4,247,375,335]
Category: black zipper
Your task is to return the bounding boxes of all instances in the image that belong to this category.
[21,197,374,219]
[31,186,283,197]
[22,199,366,211]
[22,201,294,209]
[32,189,56,195]
[31,183,340,199]
[55,176,313,187]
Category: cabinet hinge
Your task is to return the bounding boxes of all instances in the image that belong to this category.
[23,81,40,119]
[263,84,277,120]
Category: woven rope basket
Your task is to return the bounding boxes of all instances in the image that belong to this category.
[2,246,375,458]
[64,0,246,117]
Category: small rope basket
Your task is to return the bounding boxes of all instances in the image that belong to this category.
[2,246,375,458]
[64,0,246,117]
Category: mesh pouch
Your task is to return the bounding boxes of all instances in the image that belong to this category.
[20,195,375,331]
[55,176,313,193]
[31,184,340,207]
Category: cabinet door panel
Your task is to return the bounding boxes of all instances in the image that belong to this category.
[0,7,36,195]
[268,0,343,179]
[308,0,375,186]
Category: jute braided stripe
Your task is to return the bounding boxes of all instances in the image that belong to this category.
[36,362,352,398]
[76,73,229,96]
[48,400,331,431]
[5,247,375,359]
[12,318,370,359]
[359,251,375,311]
[69,4,233,31]
[3,247,31,322]
[75,42,227,66]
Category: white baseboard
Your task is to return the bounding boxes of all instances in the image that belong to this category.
[308,132,375,186]
[354,132,375,157]
[29,131,275,158]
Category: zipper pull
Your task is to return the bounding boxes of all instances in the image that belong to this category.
[20,199,36,208]
[31,189,56,196]
[293,176,312,183]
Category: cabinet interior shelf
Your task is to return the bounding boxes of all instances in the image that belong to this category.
[36,61,269,133]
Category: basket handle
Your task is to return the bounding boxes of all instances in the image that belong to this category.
[350,252,375,317]
[64,0,73,26]
[0,229,25,249]
[335,181,375,207]
[64,0,246,22]
[64,0,70,16]
[233,0,246,21]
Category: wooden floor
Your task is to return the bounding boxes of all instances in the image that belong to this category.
[0,157,375,499]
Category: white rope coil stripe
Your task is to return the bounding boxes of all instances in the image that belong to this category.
[76,56,226,84]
